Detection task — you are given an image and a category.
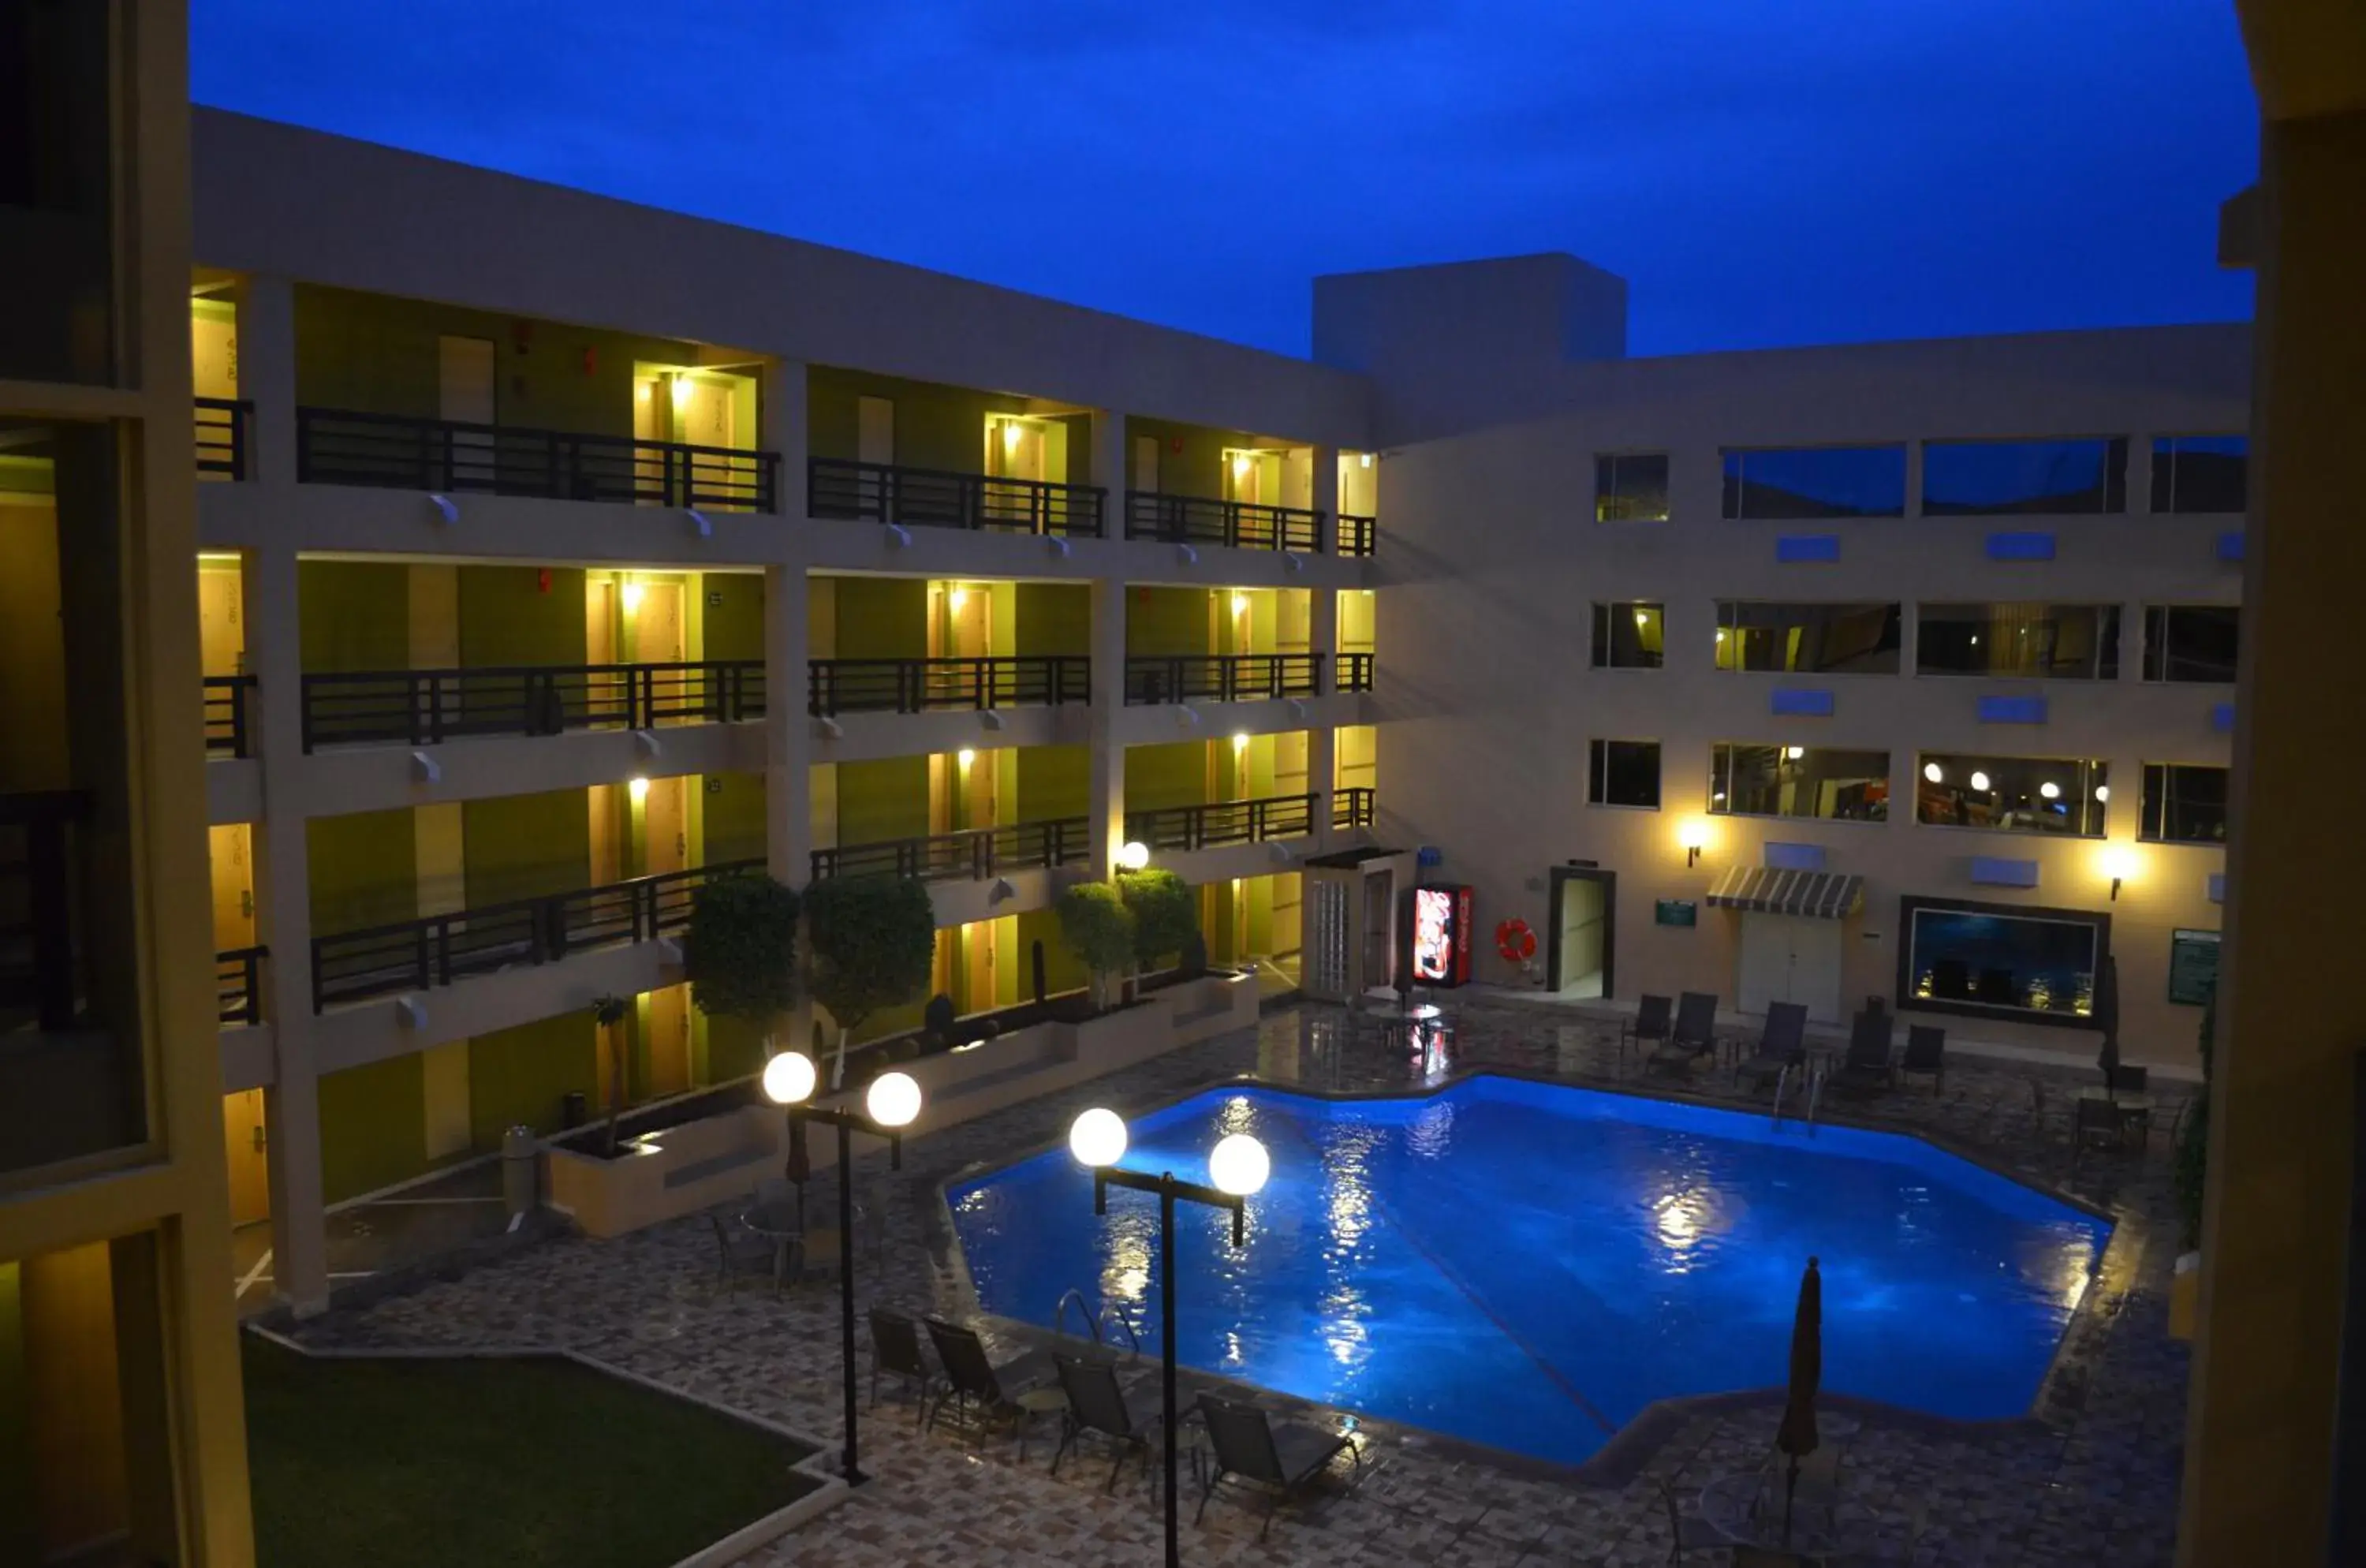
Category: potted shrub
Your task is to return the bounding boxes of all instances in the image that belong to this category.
[1058,881,1135,1014]
[804,875,937,1088]
[1118,868,1196,993]
[681,872,801,1060]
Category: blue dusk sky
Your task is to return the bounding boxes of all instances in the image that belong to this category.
[192,0,2260,359]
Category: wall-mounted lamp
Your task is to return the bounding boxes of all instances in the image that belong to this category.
[1230,453,1252,478]
[956,748,976,767]
[948,587,968,614]
[670,375,695,412]
[1358,453,1372,469]
[1230,592,1250,618]
[621,580,644,614]
[1230,731,1251,752]
[1784,745,1804,761]
[1678,817,1710,870]
[1001,420,1025,454]
[628,775,650,805]
[2101,845,2137,902]
[1116,840,1151,872]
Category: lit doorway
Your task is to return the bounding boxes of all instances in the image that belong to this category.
[1547,865,1616,999]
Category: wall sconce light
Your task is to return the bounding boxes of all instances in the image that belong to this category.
[1784,745,1804,760]
[956,748,977,767]
[949,587,968,614]
[669,375,694,412]
[1678,818,1709,869]
[628,775,650,805]
[1117,841,1151,872]
[621,580,644,614]
[2101,845,2137,902]
[1001,420,1024,454]
[1230,592,1250,618]
[1231,453,1252,478]
[1359,453,1372,469]
[1230,731,1250,752]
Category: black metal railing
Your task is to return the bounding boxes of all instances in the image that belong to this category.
[297,408,780,512]
[203,674,258,757]
[1124,793,1316,854]
[1122,653,1323,705]
[1335,652,1375,694]
[300,659,763,750]
[0,791,94,1032]
[1338,513,1376,557]
[1124,494,1324,553]
[195,397,252,480]
[810,817,1090,884]
[310,859,759,1012]
[1334,786,1376,831]
[808,457,1104,537]
[218,946,267,1026]
[808,656,1091,717]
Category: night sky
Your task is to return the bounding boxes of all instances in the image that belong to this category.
[192,1,2259,359]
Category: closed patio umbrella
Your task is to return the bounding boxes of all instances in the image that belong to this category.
[2095,952,2122,1101]
[1774,1255,1823,1547]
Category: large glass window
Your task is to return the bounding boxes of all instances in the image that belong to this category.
[1594,453,1669,523]
[1922,438,2128,516]
[1710,744,1890,820]
[2143,605,2239,683]
[1591,602,1663,669]
[1915,753,2108,837]
[1588,739,1661,808]
[1721,446,1906,520]
[1900,897,2103,1024]
[2141,763,2230,846]
[0,0,118,383]
[1915,603,2120,679]
[2151,435,2248,515]
[1715,601,1901,674]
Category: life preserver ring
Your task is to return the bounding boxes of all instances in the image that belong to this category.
[1496,917,1537,964]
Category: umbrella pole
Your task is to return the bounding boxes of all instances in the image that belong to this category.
[1783,1454,1799,1547]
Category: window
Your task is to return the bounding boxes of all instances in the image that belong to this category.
[2151,435,2248,514]
[1594,453,1670,523]
[1722,446,1906,520]
[1915,603,2120,679]
[2143,606,2239,683]
[1715,602,1901,674]
[1591,602,1663,669]
[0,0,118,383]
[1588,740,1661,808]
[1915,753,2108,837]
[1709,744,1890,820]
[1922,438,2128,516]
[2141,763,2230,846]
[1899,897,2105,1025]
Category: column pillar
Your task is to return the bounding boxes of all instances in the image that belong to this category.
[232,274,297,488]
[1092,409,1129,536]
[1310,444,1339,554]
[763,359,809,522]
[2179,106,2366,1567]
[1308,585,1338,847]
[244,543,328,1314]
[763,562,814,883]
[1089,575,1128,879]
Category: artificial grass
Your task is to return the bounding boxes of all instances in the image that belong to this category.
[242,1336,819,1568]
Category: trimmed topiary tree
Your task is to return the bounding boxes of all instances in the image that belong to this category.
[1058,881,1136,1013]
[805,875,937,1088]
[1118,868,1197,976]
[682,873,800,1063]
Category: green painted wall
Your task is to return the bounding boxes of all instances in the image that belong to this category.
[293,284,703,436]
[298,562,410,674]
[703,773,767,864]
[318,1054,426,1204]
[835,757,930,846]
[1125,742,1209,813]
[467,1014,597,1148]
[458,566,586,666]
[704,1014,768,1085]
[1126,587,1211,656]
[1015,583,1090,659]
[831,578,927,660]
[307,809,417,935]
[704,574,765,663]
[807,367,1061,477]
[463,790,590,908]
[1017,745,1089,824]
[1017,909,1088,998]
[1127,417,1263,498]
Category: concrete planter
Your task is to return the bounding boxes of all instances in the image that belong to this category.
[544,1104,783,1240]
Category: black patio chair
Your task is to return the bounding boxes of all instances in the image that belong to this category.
[869,1306,938,1424]
[707,1211,782,1295]
[2073,1094,2128,1156]
[1659,1479,1729,1563]
[1734,1002,1809,1092]
[1621,994,1674,1066]
[1648,991,1721,1075]
[1833,1006,1897,1089]
[1193,1394,1360,1540]
[921,1316,1054,1441]
[1898,1024,1946,1095]
[1049,1352,1159,1493]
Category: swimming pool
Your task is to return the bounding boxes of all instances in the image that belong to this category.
[946,1076,2110,1465]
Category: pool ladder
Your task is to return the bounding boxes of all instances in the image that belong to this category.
[1052,1287,1143,1361]
[1771,1061,1827,1135]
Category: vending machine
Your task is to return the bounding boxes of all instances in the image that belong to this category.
[1407,883,1475,988]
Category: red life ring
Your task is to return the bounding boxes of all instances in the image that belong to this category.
[1495,917,1537,964]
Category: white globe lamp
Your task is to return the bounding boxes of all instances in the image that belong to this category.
[761,1051,817,1107]
[1208,1133,1271,1198]
[866,1070,924,1129]
[1069,1107,1129,1168]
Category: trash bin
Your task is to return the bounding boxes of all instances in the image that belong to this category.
[560,1089,588,1129]
[501,1124,540,1218]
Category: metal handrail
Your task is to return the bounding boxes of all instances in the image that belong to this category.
[203,674,259,758]
[195,397,252,480]
[217,945,267,1026]
[1334,652,1375,694]
[1053,1287,1099,1342]
[1123,793,1316,854]
[1338,513,1377,557]
[1122,492,1324,553]
[1121,652,1322,706]
[300,659,763,750]
[1334,787,1376,831]
[808,655,1091,717]
[808,457,1104,537]
[297,406,780,512]
[809,817,1090,884]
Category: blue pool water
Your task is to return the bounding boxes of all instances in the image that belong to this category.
[947,1077,2109,1465]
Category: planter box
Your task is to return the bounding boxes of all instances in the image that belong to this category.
[544,1105,783,1239]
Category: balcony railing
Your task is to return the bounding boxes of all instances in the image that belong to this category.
[300,660,763,751]
[218,946,267,1026]
[808,656,1091,717]
[1335,653,1375,694]
[195,397,252,480]
[810,817,1090,884]
[0,791,94,1032]
[204,674,258,757]
[1338,513,1377,557]
[1125,793,1315,853]
[1334,786,1375,831]
[310,859,759,1011]
[297,408,780,512]
[1124,494,1324,554]
[1122,653,1323,705]
[808,458,1104,537]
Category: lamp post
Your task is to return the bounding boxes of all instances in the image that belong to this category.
[762,1051,924,1487]
[1069,1108,1271,1568]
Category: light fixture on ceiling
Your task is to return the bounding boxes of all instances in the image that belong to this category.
[1970,771,1992,793]
[1923,762,1944,784]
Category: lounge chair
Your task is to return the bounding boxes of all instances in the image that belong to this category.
[1620,994,1674,1067]
[921,1316,1054,1440]
[1050,1352,1159,1493]
[1898,1024,1946,1095]
[1659,1479,1730,1562]
[869,1306,938,1424]
[1193,1394,1360,1540]
[1833,1007,1896,1089]
[1648,991,1722,1075]
[707,1211,783,1294]
[1733,1002,1809,1092]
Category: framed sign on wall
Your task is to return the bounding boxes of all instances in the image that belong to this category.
[2169,928,2222,1007]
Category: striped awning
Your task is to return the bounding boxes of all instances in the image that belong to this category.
[1705,866,1864,920]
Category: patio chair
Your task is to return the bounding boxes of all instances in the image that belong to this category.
[1050,1352,1160,1493]
[869,1306,938,1424]
[1833,1007,1896,1089]
[707,1211,782,1294]
[1898,1024,1946,1095]
[1621,994,1674,1067]
[921,1316,1055,1441]
[1733,1002,1809,1092]
[1648,991,1722,1076]
[1193,1393,1360,1541]
[1659,1479,1730,1563]
[2073,1095,2128,1156]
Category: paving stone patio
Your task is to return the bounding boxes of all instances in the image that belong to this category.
[282,999,2193,1566]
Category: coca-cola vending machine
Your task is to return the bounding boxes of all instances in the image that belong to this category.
[1406,883,1474,988]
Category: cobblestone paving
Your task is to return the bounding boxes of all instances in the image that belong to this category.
[286,1000,2192,1566]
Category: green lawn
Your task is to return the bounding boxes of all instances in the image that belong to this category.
[244,1337,819,1568]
